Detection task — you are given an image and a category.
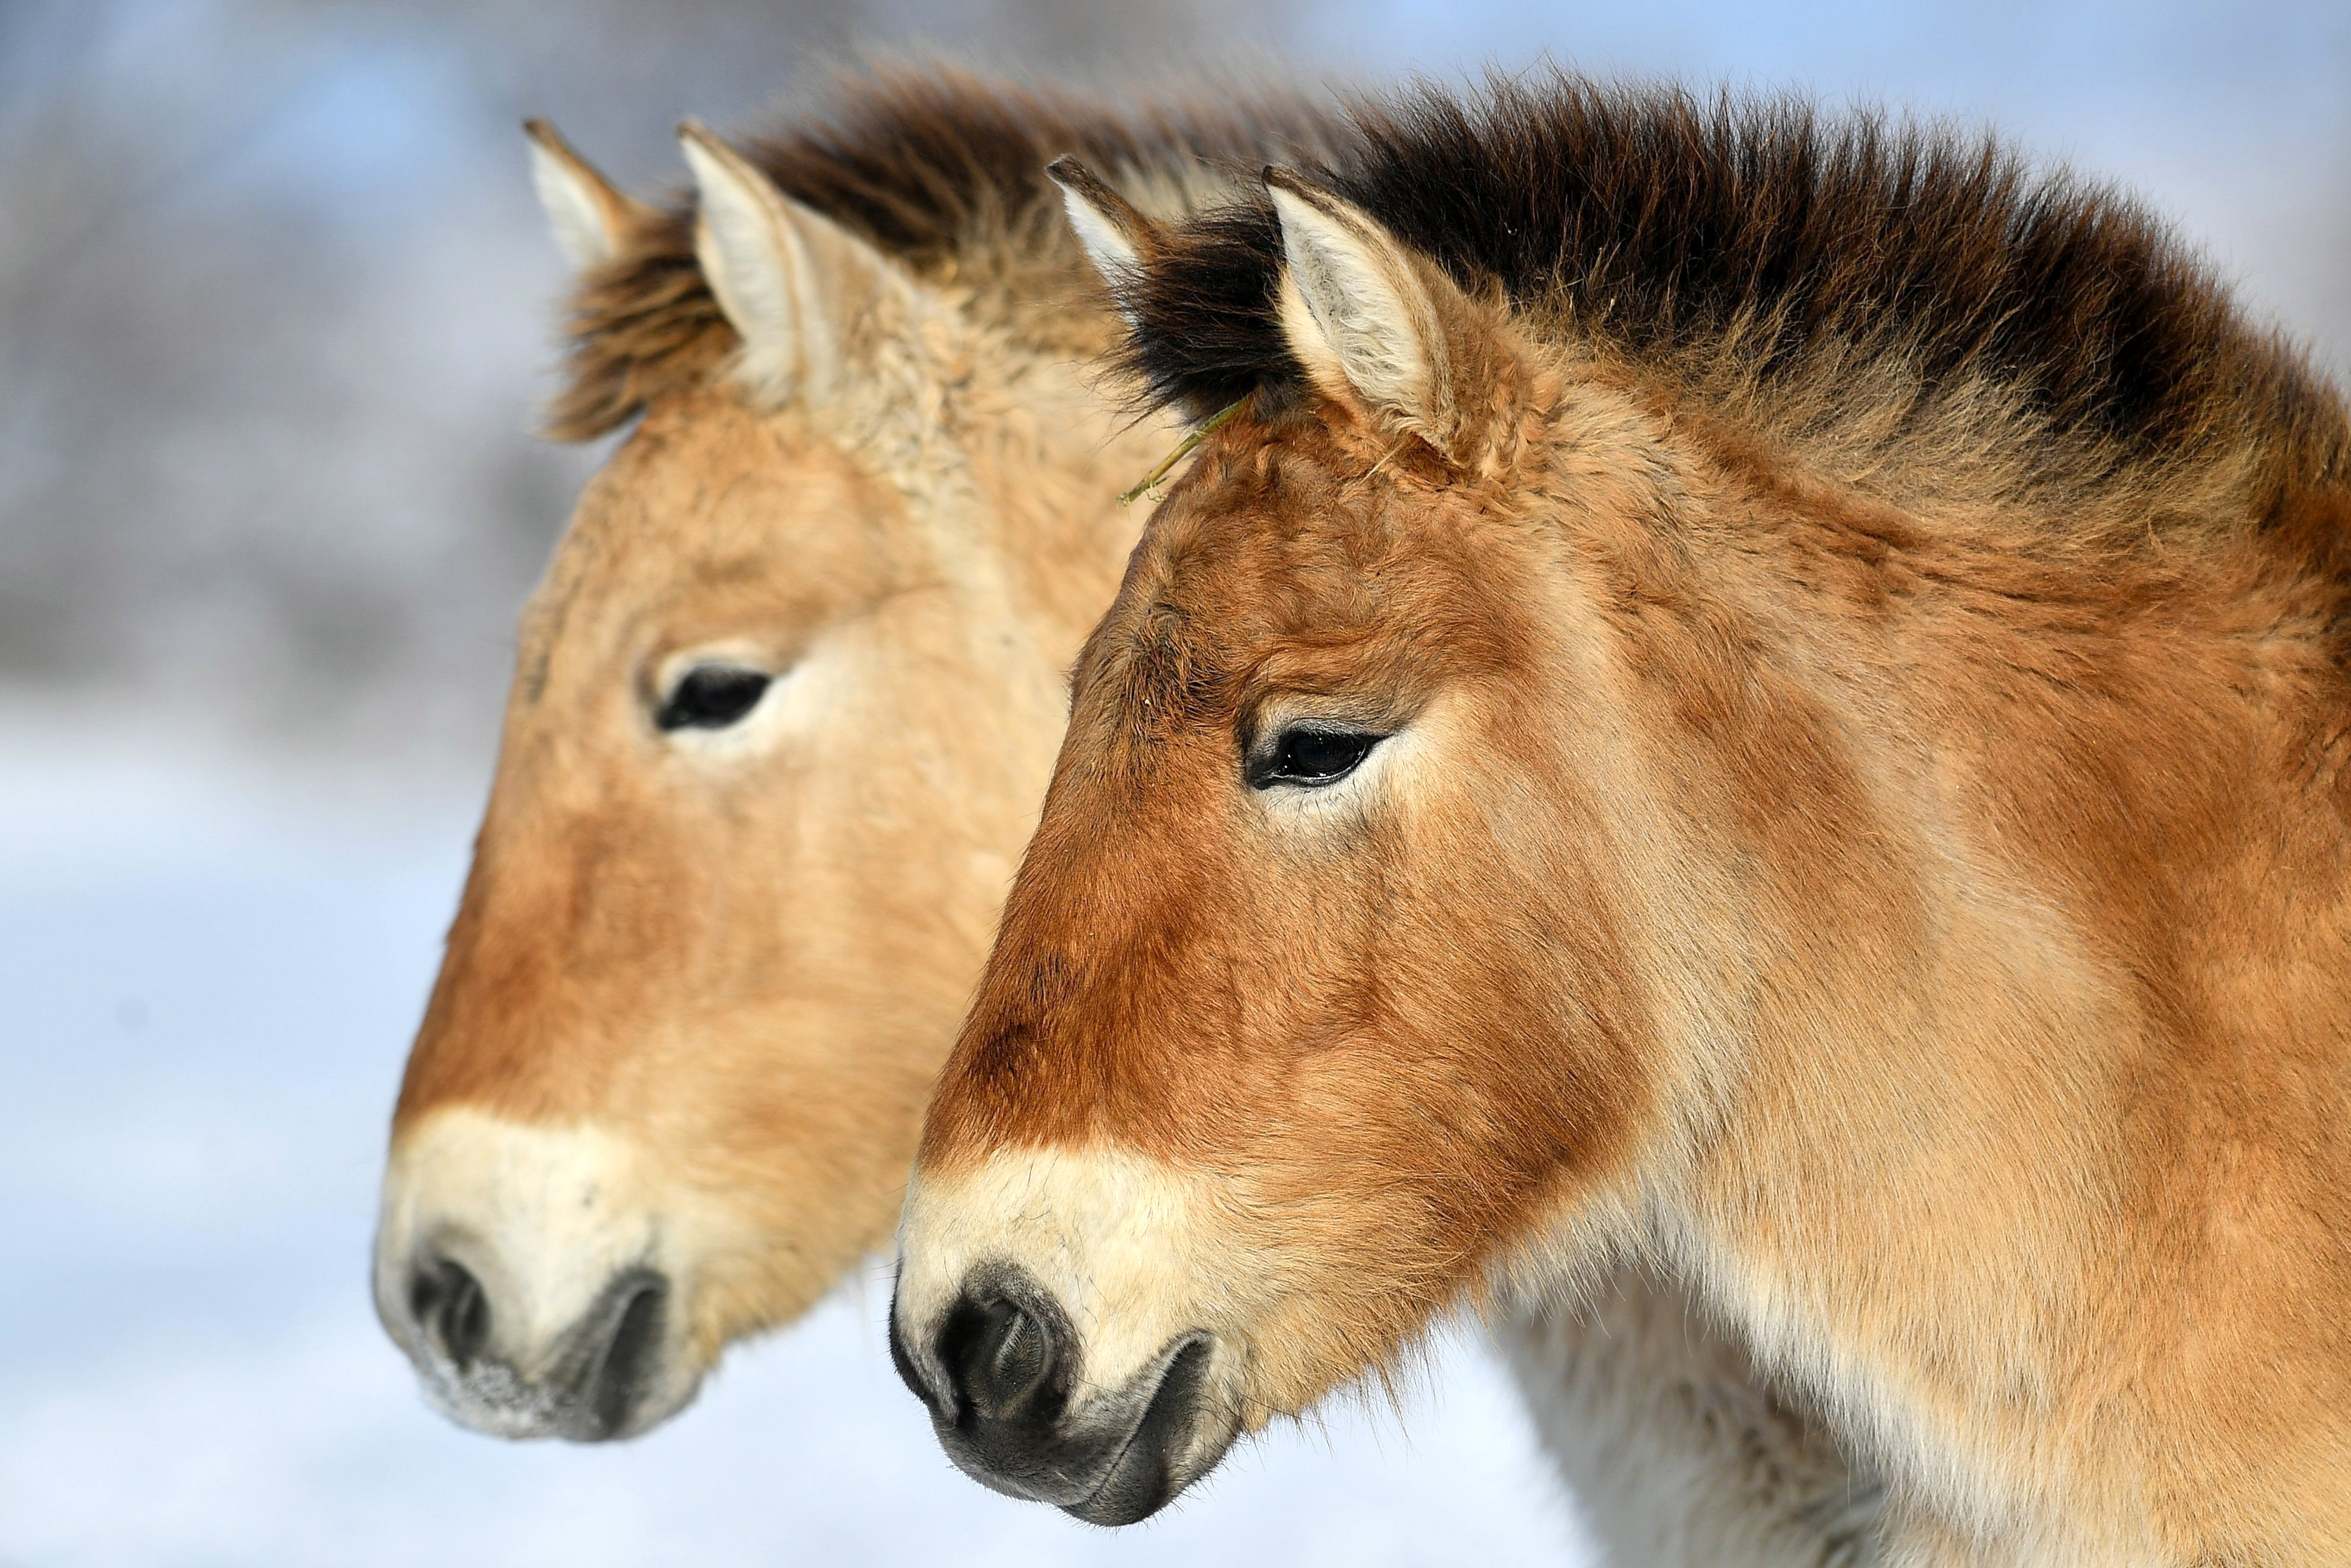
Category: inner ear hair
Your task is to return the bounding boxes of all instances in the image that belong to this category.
[678,120,915,406]
[1046,156,1161,304]
[525,119,657,271]
[1263,167,1454,449]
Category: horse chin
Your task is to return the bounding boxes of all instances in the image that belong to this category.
[1060,1336,1232,1525]
[411,1335,705,1443]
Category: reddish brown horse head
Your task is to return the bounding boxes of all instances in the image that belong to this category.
[894,77,2351,1555]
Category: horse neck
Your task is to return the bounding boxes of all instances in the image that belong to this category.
[1597,409,2351,1501]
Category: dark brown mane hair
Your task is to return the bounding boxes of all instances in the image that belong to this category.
[1120,70,2348,504]
[547,65,1340,441]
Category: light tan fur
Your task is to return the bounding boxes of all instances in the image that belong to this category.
[379,104,1176,1432]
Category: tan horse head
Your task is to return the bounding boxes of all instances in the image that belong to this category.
[373,76,1334,1441]
[894,78,2351,1553]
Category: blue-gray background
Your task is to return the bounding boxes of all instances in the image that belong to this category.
[3,2,2344,1563]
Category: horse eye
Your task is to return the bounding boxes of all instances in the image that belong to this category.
[656,664,771,732]
[1250,727,1382,789]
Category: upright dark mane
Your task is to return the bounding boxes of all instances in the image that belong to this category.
[548,65,1339,440]
[1121,72,2347,496]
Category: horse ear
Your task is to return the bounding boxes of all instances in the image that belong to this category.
[677,120,908,405]
[1265,168,1467,448]
[1046,156,1159,311]
[525,120,654,270]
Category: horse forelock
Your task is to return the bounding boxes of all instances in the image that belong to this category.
[545,64,1345,443]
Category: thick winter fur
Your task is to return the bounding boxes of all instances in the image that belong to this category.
[1499,1269,1884,1567]
[379,66,1342,1435]
[407,64,2009,1563]
[907,71,2351,1562]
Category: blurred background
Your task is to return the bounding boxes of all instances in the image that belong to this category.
[2,1,2344,1563]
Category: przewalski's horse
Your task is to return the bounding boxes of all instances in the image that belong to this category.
[372,69,1342,1441]
[374,65,1875,1560]
[892,74,2351,1560]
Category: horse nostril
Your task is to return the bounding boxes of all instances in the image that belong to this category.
[410,1256,491,1371]
[941,1295,1055,1418]
[585,1273,667,1438]
[982,1299,1048,1405]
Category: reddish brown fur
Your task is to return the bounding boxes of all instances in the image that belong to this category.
[916,83,2351,1559]
[926,376,1674,1407]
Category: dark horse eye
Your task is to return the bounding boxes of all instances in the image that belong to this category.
[1250,726,1382,789]
[656,664,772,732]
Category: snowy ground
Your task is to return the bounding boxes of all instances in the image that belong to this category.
[0,710,1594,1567]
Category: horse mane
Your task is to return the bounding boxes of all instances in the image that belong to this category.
[547,64,1341,441]
[1120,71,2349,509]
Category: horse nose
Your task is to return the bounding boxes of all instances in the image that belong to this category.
[393,1251,670,1441]
[408,1254,492,1370]
[891,1267,1214,1523]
